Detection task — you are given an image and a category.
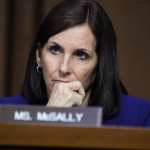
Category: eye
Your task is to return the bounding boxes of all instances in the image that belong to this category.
[48,44,62,55]
[74,50,90,60]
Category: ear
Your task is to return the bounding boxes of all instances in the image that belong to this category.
[36,49,41,67]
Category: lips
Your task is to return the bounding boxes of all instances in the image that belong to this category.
[52,79,70,83]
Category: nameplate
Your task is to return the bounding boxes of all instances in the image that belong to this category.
[0,105,103,127]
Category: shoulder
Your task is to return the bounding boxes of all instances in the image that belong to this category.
[121,95,150,127]
[0,95,29,105]
[121,94,150,110]
[104,95,150,127]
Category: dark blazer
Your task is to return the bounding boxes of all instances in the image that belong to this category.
[0,95,150,127]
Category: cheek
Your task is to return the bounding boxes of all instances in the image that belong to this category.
[41,56,59,91]
[73,63,96,88]
[42,59,55,77]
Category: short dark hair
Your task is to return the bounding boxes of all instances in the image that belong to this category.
[22,0,126,119]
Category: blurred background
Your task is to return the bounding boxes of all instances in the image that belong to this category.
[0,0,150,100]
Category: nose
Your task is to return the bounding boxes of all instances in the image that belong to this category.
[59,55,71,77]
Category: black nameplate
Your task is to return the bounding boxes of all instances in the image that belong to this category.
[0,105,102,127]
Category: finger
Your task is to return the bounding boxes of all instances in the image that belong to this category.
[71,91,83,106]
[67,81,85,96]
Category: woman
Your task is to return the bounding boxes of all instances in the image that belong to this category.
[1,0,150,127]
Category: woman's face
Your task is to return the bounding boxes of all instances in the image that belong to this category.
[36,24,97,97]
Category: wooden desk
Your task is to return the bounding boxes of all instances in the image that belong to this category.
[0,123,150,150]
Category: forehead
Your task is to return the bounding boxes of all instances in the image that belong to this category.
[47,24,96,51]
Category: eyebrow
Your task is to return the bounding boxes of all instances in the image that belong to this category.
[49,41,62,47]
[76,48,92,53]
[49,40,92,53]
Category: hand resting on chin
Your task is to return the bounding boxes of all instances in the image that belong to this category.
[47,81,85,107]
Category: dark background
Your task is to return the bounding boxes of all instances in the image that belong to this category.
[0,0,150,100]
